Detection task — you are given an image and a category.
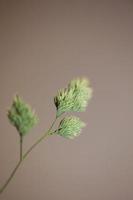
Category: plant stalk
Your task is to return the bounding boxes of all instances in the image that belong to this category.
[0,116,58,194]
[20,135,23,161]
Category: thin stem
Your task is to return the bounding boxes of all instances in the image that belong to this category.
[23,116,58,160]
[22,131,50,160]
[0,116,58,194]
[20,135,23,161]
[0,161,21,194]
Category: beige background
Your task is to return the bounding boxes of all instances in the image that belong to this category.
[0,1,133,200]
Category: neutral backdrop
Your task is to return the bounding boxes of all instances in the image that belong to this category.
[0,1,133,200]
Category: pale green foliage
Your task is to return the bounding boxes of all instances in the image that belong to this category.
[57,116,86,139]
[54,78,93,116]
[8,95,38,136]
[0,78,93,194]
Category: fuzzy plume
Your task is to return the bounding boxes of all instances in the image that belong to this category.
[8,95,38,136]
[54,78,93,116]
[57,116,86,139]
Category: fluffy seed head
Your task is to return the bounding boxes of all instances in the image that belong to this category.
[54,78,93,116]
[57,116,86,139]
[8,95,38,136]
